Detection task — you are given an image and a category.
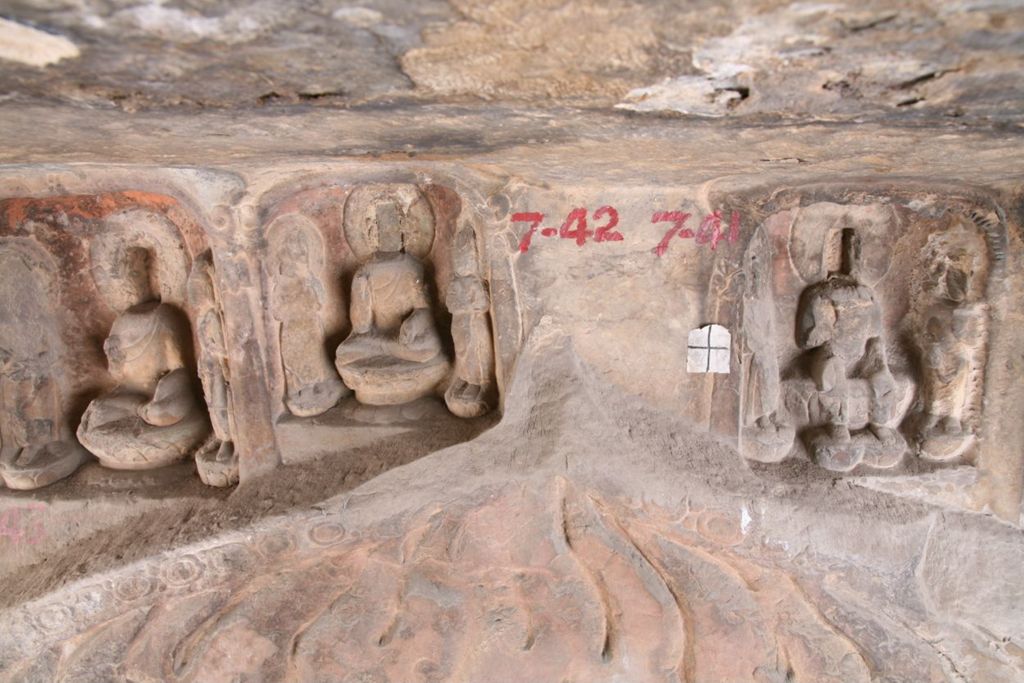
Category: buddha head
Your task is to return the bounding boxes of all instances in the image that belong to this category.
[96,245,159,313]
[452,225,481,278]
[279,231,312,278]
[924,226,985,304]
[344,184,435,262]
[823,228,862,280]
[121,246,157,306]
[930,253,971,303]
[375,202,405,254]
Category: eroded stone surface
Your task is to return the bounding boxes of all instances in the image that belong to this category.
[0,338,1021,682]
[2,1,1023,123]
[0,3,1022,679]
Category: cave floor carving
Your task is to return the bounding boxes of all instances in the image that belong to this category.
[1,338,1022,683]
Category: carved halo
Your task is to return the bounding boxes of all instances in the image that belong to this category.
[266,213,325,274]
[90,209,190,312]
[788,203,894,286]
[342,184,435,262]
[921,221,989,304]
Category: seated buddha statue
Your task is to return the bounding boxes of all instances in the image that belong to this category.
[335,202,451,405]
[77,247,209,470]
[794,228,906,471]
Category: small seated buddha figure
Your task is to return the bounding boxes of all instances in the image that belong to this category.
[77,247,209,470]
[335,202,451,405]
[794,228,906,472]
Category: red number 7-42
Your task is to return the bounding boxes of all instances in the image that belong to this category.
[513,207,623,252]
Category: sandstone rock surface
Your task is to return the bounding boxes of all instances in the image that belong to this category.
[0,1,1023,682]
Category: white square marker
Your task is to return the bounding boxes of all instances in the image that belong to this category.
[688,325,710,349]
[708,346,730,373]
[708,324,730,348]
[687,323,730,374]
[687,346,710,373]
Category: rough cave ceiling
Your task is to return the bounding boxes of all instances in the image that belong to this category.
[0,0,1022,123]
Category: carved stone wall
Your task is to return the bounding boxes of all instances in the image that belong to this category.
[2,3,1023,679]
[0,159,1021,683]
[0,171,1019,525]
[0,193,213,488]
[0,171,518,487]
